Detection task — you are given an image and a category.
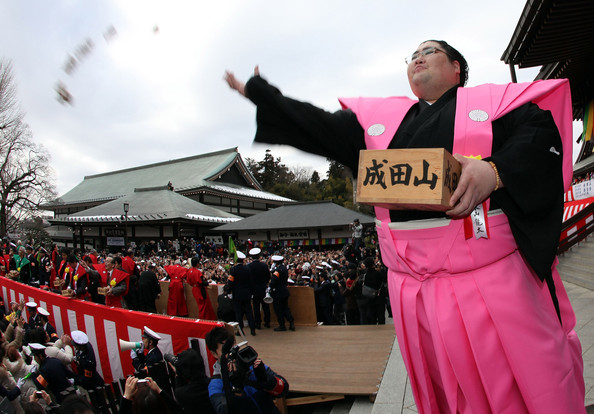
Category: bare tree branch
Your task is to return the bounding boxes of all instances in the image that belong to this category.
[0,58,56,236]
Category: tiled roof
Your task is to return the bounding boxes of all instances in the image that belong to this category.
[213,200,374,231]
[52,148,278,206]
[52,187,241,224]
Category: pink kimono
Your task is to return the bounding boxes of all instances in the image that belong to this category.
[340,80,585,413]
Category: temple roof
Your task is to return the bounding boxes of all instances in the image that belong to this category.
[214,200,374,231]
[49,147,291,207]
[51,186,242,225]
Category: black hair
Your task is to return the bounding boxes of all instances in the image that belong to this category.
[205,326,233,353]
[22,402,45,414]
[67,254,77,264]
[132,387,170,414]
[26,327,47,345]
[113,256,123,266]
[424,39,469,87]
[191,257,200,267]
[58,395,96,414]
[175,348,209,386]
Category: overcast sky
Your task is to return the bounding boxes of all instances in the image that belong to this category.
[1,1,573,197]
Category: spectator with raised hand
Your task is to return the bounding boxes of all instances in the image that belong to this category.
[120,376,180,414]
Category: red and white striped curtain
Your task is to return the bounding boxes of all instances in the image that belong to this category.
[0,278,220,384]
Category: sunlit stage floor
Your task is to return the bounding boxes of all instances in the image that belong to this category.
[242,324,396,397]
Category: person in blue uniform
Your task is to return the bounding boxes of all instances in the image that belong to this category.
[70,330,104,390]
[30,342,75,403]
[37,307,59,343]
[25,301,40,330]
[130,326,163,374]
[247,248,271,330]
[227,252,256,336]
[269,255,295,332]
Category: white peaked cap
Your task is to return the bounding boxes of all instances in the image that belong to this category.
[143,326,161,341]
[71,330,89,345]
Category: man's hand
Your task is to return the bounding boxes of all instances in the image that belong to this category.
[62,334,72,346]
[145,377,161,394]
[224,66,259,98]
[446,155,499,219]
[123,376,138,400]
[253,358,267,383]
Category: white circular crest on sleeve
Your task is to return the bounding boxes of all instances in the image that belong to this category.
[468,109,489,122]
[367,123,386,136]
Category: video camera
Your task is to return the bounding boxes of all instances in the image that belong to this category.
[221,338,259,393]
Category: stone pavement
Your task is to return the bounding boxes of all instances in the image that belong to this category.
[345,279,594,414]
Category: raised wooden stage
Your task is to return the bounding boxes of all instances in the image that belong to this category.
[244,324,396,396]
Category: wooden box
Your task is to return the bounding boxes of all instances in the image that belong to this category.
[357,148,461,211]
[62,289,73,296]
[97,287,108,296]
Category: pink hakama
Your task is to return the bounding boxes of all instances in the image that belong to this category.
[377,214,585,413]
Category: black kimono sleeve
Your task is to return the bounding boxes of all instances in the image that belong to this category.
[488,103,565,283]
[246,75,365,172]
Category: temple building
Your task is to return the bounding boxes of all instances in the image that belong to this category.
[46,147,293,249]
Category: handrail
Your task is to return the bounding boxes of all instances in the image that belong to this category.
[558,202,594,254]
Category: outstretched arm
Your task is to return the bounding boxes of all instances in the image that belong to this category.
[224,66,259,98]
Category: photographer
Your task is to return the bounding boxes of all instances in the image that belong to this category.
[349,218,364,258]
[120,376,180,414]
[205,326,288,414]
[170,348,214,414]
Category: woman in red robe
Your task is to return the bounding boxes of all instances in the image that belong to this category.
[186,257,216,320]
[164,262,188,317]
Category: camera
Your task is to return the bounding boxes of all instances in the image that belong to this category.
[164,353,178,366]
[221,339,259,392]
[35,391,43,399]
[225,342,258,372]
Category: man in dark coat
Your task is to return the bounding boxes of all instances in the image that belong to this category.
[30,342,75,403]
[247,248,271,329]
[70,330,104,390]
[138,263,161,313]
[313,271,334,325]
[227,252,256,336]
[131,326,163,374]
[269,255,295,332]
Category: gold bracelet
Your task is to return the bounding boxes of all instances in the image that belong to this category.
[488,161,500,192]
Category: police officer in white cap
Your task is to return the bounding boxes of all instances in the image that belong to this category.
[37,307,59,343]
[30,343,74,403]
[248,247,271,329]
[131,326,163,373]
[70,330,104,389]
[269,255,295,331]
[227,251,257,336]
[25,301,39,329]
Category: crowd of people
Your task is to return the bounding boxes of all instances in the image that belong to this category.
[0,237,386,412]
[0,233,388,328]
[0,294,287,413]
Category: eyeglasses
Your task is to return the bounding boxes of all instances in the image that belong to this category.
[404,47,448,65]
